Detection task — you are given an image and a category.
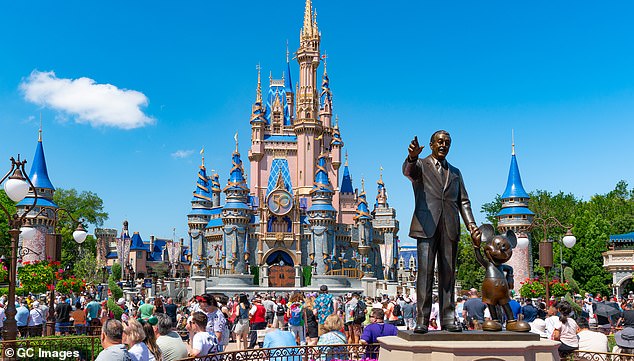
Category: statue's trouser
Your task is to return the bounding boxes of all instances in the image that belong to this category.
[415,218,458,328]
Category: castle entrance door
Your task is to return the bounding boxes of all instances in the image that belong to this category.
[267,250,295,288]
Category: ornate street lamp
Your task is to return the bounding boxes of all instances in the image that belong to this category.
[0,156,38,343]
[516,216,577,303]
[27,206,87,336]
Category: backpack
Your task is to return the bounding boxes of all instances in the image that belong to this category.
[288,304,303,326]
[353,301,366,323]
[276,303,287,316]
[392,302,402,317]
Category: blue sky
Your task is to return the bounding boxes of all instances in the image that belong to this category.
[1,1,633,244]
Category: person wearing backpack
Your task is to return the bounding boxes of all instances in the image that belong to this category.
[286,292,306,345]
[344,293,365,344]
[273,296,288,330]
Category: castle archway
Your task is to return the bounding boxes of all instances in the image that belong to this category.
[265,249,295,287]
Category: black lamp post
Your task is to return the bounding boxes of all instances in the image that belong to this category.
[0,156,38,343]
[516,216,577,303]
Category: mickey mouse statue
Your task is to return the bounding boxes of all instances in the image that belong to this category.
[472,224,531,332]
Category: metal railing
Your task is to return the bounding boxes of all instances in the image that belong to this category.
[0,335,102,361]
[325,268,365,279]
[569,350,634,360]
[179,343,375,361]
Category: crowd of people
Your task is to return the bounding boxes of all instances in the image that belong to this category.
[9,285,634,360]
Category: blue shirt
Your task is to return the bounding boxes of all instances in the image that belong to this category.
[263,329,300,361]
[509,299,521,319]
[521,304,538,323]
[16,305,29,326]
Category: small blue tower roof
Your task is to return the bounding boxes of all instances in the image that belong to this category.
[192,164,212,202]
[130,232,150,251]
[224,150,249,191]
[354,184,371,220]
[501,154,529,199]
[340,163,354,194]
[331,124,343,146]
[285,61,293,93]
[29,136,55,190]
[312,154,333,193]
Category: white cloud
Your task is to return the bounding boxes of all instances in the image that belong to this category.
[20,70,154,130]
[171,150,194,159]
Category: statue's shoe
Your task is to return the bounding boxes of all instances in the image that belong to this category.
[482,320,503,332]
[413,324,428,334]
[441,323,462,332]
[506,320,531,332]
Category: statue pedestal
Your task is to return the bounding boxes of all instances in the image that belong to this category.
[378,332,558,361]
[190,275,207,296]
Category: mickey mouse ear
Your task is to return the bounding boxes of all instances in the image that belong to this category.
[479,224,495,244]
[506,230,517,248]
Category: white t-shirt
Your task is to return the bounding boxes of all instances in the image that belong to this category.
[28,308,44,326]
[578,329,608,353]
[129,341,156,361]
[545,315,559,340]
[0,307,5,328]
[192,331,217,356]
[553,318,579,347]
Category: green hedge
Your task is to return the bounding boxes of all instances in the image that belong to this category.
[0,335,102,360]
[0,287,27,297]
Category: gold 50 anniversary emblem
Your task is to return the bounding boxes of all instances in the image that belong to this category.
[267,189,293,216]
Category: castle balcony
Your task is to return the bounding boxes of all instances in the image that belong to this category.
[603,249,634,272]
[262,232,295,248]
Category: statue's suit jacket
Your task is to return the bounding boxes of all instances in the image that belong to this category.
[402,155,475,240]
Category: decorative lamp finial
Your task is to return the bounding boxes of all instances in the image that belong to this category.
[345,151,349,166]
[39,112,43,142]
[200,147,205,167]
[379,166,383,181]
[234,131,239,152]
[322,51,328,74]
[512,129,515,156]
[286,40,290,63]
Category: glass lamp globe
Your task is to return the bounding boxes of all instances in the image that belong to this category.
[516,235,530,249]
[562,231,576,248]
[4,178,30,202]
[73,230,88,244]
[20,226,36,240]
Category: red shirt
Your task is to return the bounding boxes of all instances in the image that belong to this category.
[251,304,266,324]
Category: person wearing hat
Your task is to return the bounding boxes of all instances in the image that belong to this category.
[402,297,416,331]
[248,297,267,348]
[28,301,44,337]
[614,327,634,354]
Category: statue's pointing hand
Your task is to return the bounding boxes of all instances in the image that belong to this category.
[408,136,424,161]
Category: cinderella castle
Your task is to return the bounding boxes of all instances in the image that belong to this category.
[187,0,399,291]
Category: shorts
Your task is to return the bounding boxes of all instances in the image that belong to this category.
[55,322,73,333]
[234,318,249,335]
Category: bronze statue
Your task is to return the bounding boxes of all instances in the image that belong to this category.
[473,224,530,332]
[402,130,480,333]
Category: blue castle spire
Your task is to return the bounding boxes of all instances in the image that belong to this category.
[354,180,371,221]
[192,161,212,203]
[18,128,57,208]
[340,153,354,194]
[501,148,530,199]
[496,140,534,221]
[309,153,336,213]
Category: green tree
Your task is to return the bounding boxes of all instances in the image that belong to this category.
[480,195,503,228]
[52,188,108,269]
[111,262,122,281]
[73,252,101,285]
[457,227,485,290]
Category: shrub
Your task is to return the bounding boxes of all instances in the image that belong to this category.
[519,278,546,299]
